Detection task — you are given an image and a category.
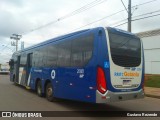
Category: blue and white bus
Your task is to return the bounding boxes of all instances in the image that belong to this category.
[9,27,144,103]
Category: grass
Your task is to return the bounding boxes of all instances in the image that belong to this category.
[145,75,160,88]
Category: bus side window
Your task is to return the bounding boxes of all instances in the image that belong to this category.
[41,48,47,67]
[71,35,94,67]
[33,51,38,67]
[38,48,47,67]
[57,41,71,67]
[46,44,58,67]
[35,49,43,67]
[20,53,27,67]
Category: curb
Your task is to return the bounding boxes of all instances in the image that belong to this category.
[145,94,160,99]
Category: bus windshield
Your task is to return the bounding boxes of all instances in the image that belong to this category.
[108,31,141,67]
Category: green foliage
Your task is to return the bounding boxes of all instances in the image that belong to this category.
[145,75,160,88]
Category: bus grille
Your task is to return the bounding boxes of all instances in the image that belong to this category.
[111,55,141,67]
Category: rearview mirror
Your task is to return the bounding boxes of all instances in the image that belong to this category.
[9,59,14,66]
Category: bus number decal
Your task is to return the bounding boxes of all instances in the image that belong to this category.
[77,69,84,74]
[77,69,84,78]
[51,70,56,79]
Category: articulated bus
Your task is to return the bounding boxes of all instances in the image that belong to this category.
[9,27,144,103]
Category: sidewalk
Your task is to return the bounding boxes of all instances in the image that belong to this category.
[144,87,160,99]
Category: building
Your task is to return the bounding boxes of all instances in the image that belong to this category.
[137,29,160,74]
[0,63,10,74]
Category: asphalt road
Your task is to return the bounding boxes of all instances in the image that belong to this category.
[0,75,159,120]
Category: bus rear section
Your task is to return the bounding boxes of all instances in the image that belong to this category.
[96,27,144,103]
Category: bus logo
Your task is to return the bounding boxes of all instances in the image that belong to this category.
[104,61,109,68]
[51,70,56,79]
[114,72,139,77]
[131,67,136,71]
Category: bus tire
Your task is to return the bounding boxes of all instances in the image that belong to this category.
[37,81,43,97]
[46,82,55,102]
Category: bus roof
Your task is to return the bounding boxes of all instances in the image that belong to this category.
[14,28,93,55]
[107,27,136,36]
[13,27,136,56]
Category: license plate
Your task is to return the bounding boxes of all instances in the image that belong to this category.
[123,80,131,85]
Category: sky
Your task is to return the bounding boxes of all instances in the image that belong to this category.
[0,0,160,64]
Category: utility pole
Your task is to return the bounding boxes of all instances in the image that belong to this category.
[10,34,22,52]
[128,0,132,32]
[21,41,24,50]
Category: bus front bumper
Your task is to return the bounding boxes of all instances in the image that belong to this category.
[96,89,144,103]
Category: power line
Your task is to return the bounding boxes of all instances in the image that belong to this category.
[1,0,160,62]
[133,9,160,18]
[113,12,160,27]
[23,0,108,35]
[132,13,160,21]
[132,0,158,8]
[0,43,10,52]
[1,0,157,51]
[114,9,160,27]
[57,0,107,20]
[5,12,158,57]
[113,21,128,27]
[53,0,160,34]
[22,0,158,36]
[68,9,160,34]
[108,19,127,26]
[121,0,128,13]
[71,8,160,32]
[68,10,126,33]
[19,9,160,49]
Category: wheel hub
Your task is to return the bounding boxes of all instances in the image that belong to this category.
[47,88,52,96]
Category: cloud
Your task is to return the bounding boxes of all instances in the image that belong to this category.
[1,0,24,7]
[0,0,160,63]
[0,12,23,37]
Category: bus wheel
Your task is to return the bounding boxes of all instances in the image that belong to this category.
[13,75,16,85]
[46,83,54,102]
[37,81,43,97]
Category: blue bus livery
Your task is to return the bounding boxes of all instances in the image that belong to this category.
[9,27,144,103]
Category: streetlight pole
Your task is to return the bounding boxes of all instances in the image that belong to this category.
[128,0,132,32]
[10,34,22,52]
[121,0,132,32]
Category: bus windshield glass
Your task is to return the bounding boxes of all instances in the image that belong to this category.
[108,31,141,67]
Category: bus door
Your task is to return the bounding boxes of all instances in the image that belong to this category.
[26,53,33,86]
[16,56,20,83]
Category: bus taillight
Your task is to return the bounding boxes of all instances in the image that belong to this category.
[97,67,107,94]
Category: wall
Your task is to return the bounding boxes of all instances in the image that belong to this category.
[141,35,160,74]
